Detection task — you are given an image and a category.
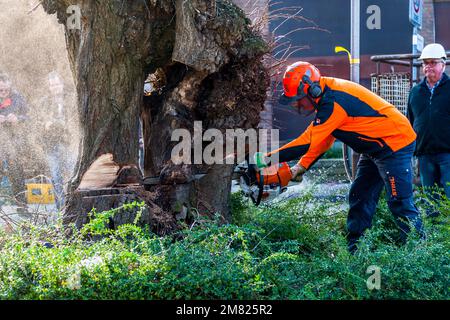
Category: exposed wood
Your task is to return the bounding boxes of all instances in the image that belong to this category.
[41,0,269,231]
[78,154,120,190]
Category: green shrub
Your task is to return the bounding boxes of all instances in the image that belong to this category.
[0,192,448,300]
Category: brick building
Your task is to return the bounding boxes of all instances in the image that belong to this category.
[234,0,450,141]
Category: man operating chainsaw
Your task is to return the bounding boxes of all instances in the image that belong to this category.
[256,61,425,253]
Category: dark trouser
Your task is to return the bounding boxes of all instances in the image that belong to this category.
[1,150,27,204]
[418,153,450,217]
[347,142,424,253]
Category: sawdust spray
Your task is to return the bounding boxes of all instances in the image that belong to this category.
[0,0,80,186]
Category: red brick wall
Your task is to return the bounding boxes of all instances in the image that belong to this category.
[435,0,450,50]
[421,0,436,44]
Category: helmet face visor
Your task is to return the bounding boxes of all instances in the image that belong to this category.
[296,96,316,116]
[278,81,307,105]
[278,93,303,105]
[279,94,316,117]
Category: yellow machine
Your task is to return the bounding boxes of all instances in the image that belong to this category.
[25,175,55,205]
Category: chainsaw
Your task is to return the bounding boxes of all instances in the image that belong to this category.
[143,160,294,206]
[233,160,293,206]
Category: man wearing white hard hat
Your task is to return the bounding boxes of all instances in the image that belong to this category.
[407,43,450,217]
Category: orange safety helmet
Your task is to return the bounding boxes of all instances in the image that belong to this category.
[279,61,322,105]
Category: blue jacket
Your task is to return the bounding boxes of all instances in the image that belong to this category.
[407,73,450,156]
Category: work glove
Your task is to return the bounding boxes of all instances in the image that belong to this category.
[290,164,306,183]
[254,152,270,170]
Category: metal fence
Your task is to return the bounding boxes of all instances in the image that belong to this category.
[371,72,411,116]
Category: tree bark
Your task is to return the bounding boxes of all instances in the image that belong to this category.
[42,0,269,231]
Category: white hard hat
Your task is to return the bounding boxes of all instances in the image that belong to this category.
[418,43,447,61]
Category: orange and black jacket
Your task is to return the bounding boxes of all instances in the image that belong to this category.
[269,77,417,170]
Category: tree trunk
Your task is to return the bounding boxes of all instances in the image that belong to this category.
[42,0,269,232]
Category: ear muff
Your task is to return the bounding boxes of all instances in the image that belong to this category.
[302,75,322,98]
